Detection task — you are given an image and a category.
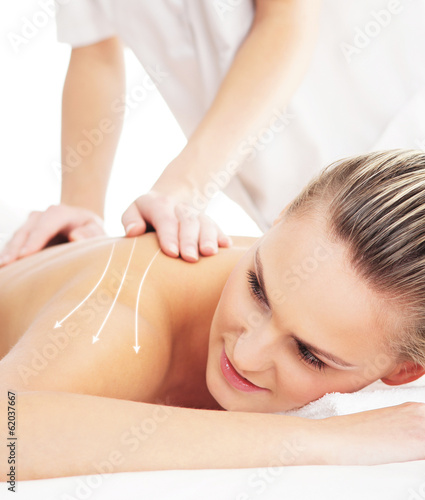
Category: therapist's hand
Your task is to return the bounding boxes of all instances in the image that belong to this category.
[122,190,233,262]
[0,204,105,267]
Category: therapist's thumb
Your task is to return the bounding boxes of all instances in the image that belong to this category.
[122,202,147,237]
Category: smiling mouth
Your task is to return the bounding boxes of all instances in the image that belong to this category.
[220,347,269,393]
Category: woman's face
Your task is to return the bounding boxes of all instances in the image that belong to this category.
[205,211,402,413]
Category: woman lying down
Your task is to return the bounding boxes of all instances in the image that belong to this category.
[1,149,425,481]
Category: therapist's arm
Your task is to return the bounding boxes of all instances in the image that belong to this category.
[123,0,323,258]
[60,36,125,217]
[1,391,424,480]
[0,37,125,266]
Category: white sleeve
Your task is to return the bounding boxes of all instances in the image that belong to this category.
[54,0,116,47]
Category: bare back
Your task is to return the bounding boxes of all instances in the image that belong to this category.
[0,233,256,409]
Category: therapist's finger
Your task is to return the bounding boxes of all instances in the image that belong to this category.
[217,232,233,248]
[121,202,147,237]
[69,221,106,241]
[175,203,201,262]
[148,203,181,258]
[198,216,232,256]
[18,206,90,257]
[198,214,219,256]
[0,211,41,266]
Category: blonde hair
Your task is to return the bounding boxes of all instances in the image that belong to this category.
[287,149,425,367]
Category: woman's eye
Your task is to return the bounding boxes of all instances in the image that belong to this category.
[295,339,326,372]
[246,270,268,307]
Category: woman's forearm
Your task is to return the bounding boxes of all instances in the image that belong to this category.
[1,391,319,480]
[2,392,423,481]
[60,37,126,218]
[153,0,322,198]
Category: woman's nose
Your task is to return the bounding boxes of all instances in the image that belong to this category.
[232,324,276,374]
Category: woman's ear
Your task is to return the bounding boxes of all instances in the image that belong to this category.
[380,360,425,386]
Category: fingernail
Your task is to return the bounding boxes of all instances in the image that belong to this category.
[125,223,137,234]
[168,243,179,256]
[202,241,217,253]
[185,246,198,260]
[18,247,27,257]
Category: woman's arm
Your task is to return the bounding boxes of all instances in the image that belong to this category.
[2,390,312,481]
[1,392,424,481]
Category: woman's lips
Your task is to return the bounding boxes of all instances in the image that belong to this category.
[220,347,269,393]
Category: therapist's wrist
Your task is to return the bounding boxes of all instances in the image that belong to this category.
[59,198,105,220]
[149,182,208,217]
[152,168,205,213]
[152,146,228,212]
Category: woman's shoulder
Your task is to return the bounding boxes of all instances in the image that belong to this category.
[132,231,258,252]
[228,234,259,248]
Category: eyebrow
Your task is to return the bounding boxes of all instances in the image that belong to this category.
[254,246,357,369]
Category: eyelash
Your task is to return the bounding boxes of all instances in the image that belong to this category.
[246,269,326,372]
[295,339,326,372]
[246,269,268,306]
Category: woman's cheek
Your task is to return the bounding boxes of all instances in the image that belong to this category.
[274,352,324,404]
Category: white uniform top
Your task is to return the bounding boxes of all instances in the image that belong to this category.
[55,0,425,232]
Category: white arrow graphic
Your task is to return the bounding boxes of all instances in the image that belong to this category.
[134,248,162,353]
[54,243,116,329]
[92,239,137,344]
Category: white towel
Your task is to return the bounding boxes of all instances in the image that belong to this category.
[279,377,425,419]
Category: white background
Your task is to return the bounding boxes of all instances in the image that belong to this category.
[0,0,263,239]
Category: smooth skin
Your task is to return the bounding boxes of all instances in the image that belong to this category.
[0,0,323,266]
[0,207,424,480]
